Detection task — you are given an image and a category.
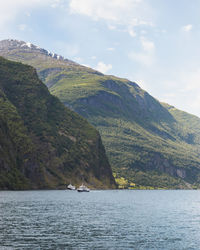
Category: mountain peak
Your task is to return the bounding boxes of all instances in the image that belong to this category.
[0,39,104,76]
[0,39,73,63]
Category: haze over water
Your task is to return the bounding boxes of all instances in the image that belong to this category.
[1,190,200,249]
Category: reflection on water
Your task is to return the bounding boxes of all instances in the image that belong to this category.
[0,190,200,249]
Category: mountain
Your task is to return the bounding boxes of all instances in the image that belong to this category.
[1,39,200,189]
[0,55,116,190]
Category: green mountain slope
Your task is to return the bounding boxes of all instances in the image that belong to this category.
[1,39,200,189]
[0,56,116,190]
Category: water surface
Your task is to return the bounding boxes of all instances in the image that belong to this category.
[1,190,200,249]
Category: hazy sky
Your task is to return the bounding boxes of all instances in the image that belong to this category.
[1,0,200,117]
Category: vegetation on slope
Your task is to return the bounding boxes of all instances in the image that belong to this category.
[2,39,200,189]
[0,56,116,190]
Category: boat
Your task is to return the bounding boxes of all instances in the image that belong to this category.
[67,184,76,190]
[77,184,90,192]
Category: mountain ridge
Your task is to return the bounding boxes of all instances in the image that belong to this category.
[1,39,200,189]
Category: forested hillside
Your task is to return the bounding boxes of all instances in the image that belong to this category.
[2,39,200,189]
[0,56,116,189]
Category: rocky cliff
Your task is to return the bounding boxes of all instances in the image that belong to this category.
[0,56,116,189]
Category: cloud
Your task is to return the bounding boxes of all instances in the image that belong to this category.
[50,0,63,8]
[129,37,155,66]
[189,94,200,111]
[140,36,155,52]
[69,0,154,35]
[73,57,82,63]
[95,61,112,74]
[107,47,115,51]
[128,28,137,37]
[55,41,79,57]
[158,68,200,117]
[25,12,31,17]
[107,24,117,30]
[18,24,27,31]
[182,24,193,32]
[179,68,200,92]
[69,0,141,21]
[129,52,154,66]
[0,0,59,31]
[133,78,149,91]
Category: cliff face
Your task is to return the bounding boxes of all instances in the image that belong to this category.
[2,39,200,188]
[0,56,116,189]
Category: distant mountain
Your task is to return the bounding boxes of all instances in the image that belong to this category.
[0,56,116,190]
[1,39,200,189]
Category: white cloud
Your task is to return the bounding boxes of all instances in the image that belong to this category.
[128,28,137,37]
[107,47,115,51]
[182,24,193,32]
[179,68,200,92]
[107,24,117,30]
[73,57,82,63]
[95,61,112,74]
[140,36,155,52]
[162,93,176,99]
[69,0,140,21]
[0,0,58,31]
[129,52,154,66]
[129,37,155,66]
[189,94,200,110]
[161,29,167,33]
[133,78,149,91]
[69,0,154,35]
[50,0,62,8]
[25,12,31,17]
[140,30,147,35]
[157,68,200,117]
[55,42,79,57]
[18,24,27,31]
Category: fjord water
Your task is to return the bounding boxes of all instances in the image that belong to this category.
[1,190,200,249]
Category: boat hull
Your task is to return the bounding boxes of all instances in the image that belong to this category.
[77,184,90,192]
[77,189,90,192]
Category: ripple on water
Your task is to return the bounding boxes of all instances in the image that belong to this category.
[1,190,200,249]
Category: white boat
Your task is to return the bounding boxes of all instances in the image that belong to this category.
[77,184,90,192]
[67,184,76,190]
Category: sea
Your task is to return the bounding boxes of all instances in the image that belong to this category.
[0,190,200,249]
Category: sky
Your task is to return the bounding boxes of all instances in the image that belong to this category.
[1,0,200,117]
